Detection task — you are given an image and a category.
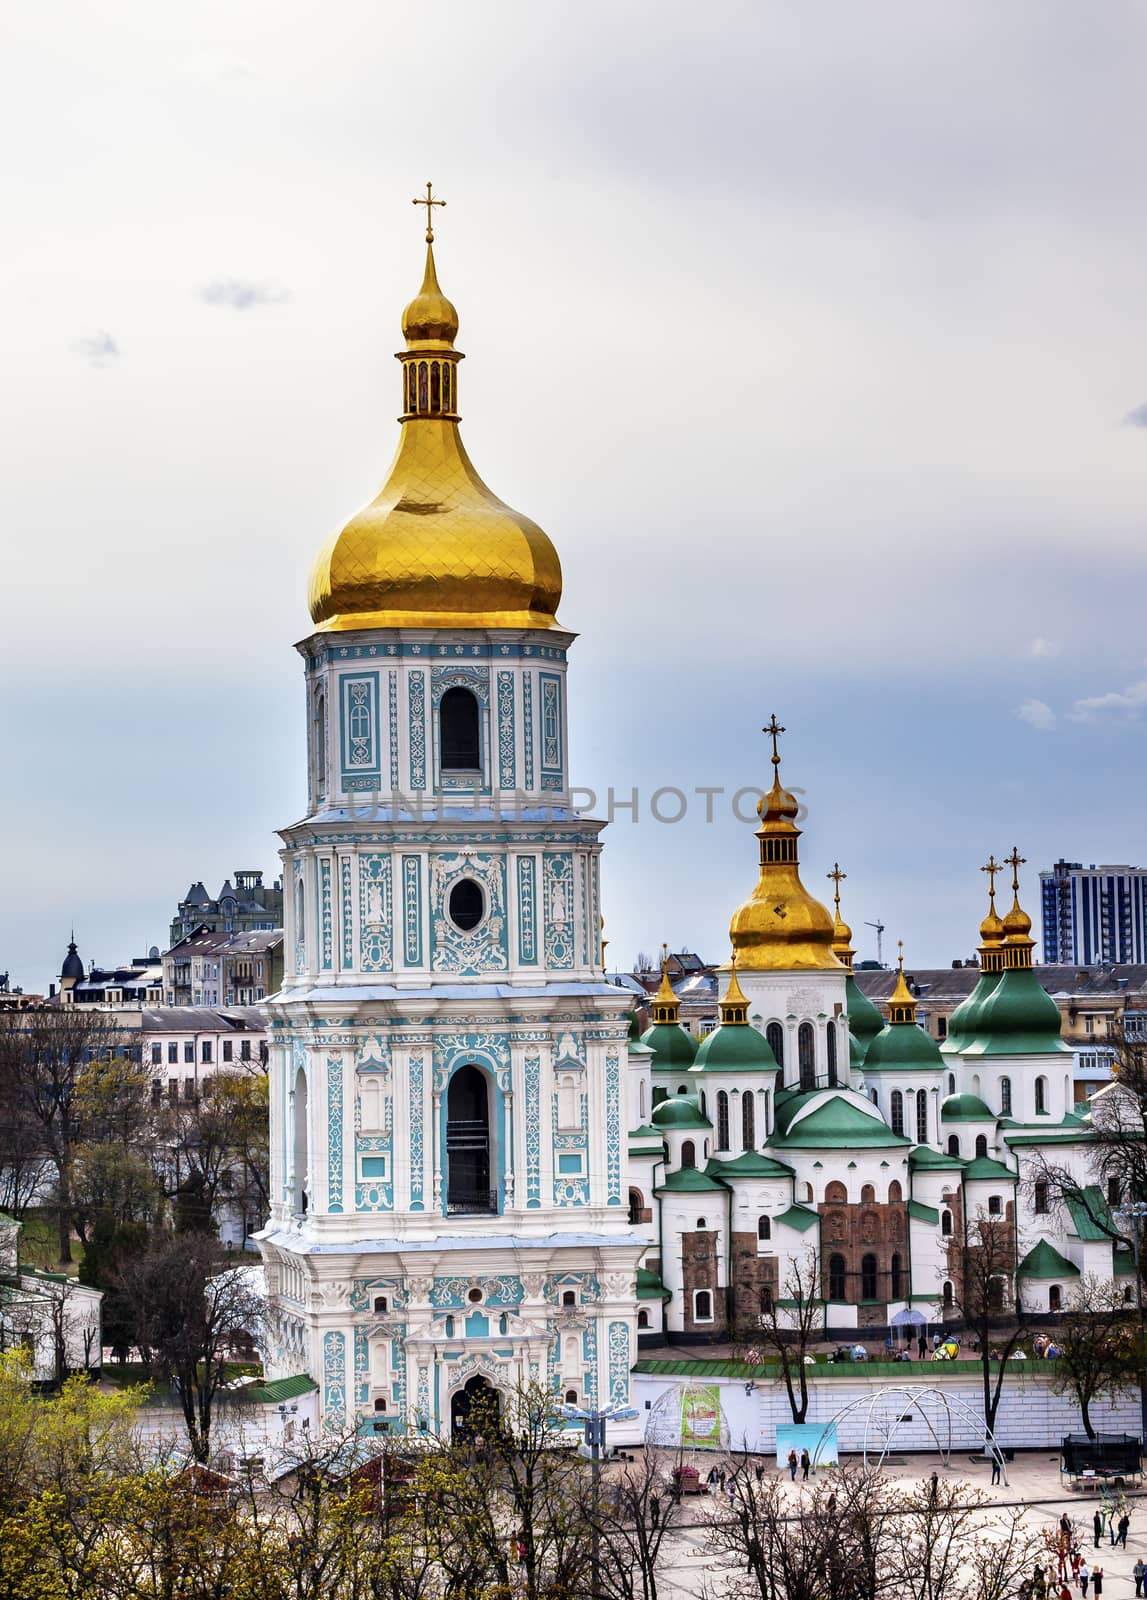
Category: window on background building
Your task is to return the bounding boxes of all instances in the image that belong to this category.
[760,1284,773,1313]
[151,1043,161,1065]
[947,1135,961,1158]
[716,1091,730,1149]
[1035,1076,1048,1115]
[941,1209,953,1236]
[183,1043,194,1064]
[975,1135,988,1159]
[183,1078,195,1100]
[742,1091,756,1151]
[826,1025,838,1086]
[988,1194,1002,1216]
[861,1184,875,1204]
[693,1290,713,1322]
[638,1309,650,1329]
[222,1039,233,1062]
[798,1023,815,1090]
[916,1089,928,1144]
[766,1022,785,1070]
[628,1189,644,1226]
[373,1296,388,1313]
[861,1254,878,1300]
[828,1254,847,1300]
[890,1090,904,1136]
[1034,1182,1049,1215]
[948,1073,956,1096]
[1049,1285,1062,1312]
[241,1040,252,1062]
[695,1217,707,1229]
[1085,1015,1094,1035]
[150,1081,161,1105]
[202,1040,212,1063]
[758,1215,771,1241]
[1000,1077,1012,1116]
[1108,1178,1122,1205]
[168,1043,178,1065]
[943,1280,954,1307]
[937,1016,948,1039]
[889,1180,903,1204]
[561,1290,576,1308]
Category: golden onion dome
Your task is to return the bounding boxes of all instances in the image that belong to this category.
[307,191,563,634]
[728,718,842,973]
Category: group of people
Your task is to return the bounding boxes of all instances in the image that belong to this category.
[706,1461,769,1501]
[1031,1507,1135,1600]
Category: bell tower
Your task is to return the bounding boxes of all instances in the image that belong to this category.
[257,192,642,1440]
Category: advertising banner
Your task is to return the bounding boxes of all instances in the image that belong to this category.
[775,1421,838,1470]
[680,1384,722,1448]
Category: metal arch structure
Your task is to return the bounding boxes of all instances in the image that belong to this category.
[809,1384,1009,1486]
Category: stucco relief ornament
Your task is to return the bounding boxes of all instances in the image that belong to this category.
[319,1281,351,1308]
[407,1276,434,1303]
[601,1271,634,1300]
[520,1272,547,1299]
[786,988,822,1017]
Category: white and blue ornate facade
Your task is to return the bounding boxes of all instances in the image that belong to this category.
[257,214,642,1438]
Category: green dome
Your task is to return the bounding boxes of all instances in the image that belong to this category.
[941,1092,994,1121]
[940,972,999,1054]
[692,1024,778,1074]
[864,1018,944,1073]
[651,1094,712,1131]
[960,968,1069,1058]
[846,975,884,1055]
[640,1021,699,1070]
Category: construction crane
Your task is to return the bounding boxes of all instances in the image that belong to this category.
[864,919,886,965]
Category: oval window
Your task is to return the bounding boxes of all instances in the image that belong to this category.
[449,879,484,932]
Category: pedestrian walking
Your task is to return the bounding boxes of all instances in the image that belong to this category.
[755,1463,764,1484]
[1071,1550,1082,1583]
[1061,1515,1073,1539]
[787,1448,798,1482]
[1133,1558,1144,1598]
[918,1334,926,1359]
[1094,1512,1103,1550]
[1080,1561,1091,1598]
[707,1466,719,1489]
[1118,1514,1130,1548]
[991,1453,1001,1485]
[1034,1565,1047,1600]
[1092,1567,1103,1600]
[800,1448,811,1481]
[1060,1584,1072,1600]
[930,1471,939,1504]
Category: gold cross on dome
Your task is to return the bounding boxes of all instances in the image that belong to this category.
[763,714,785,768]
[413,181,446,242]
[980,853,1002,901]
[1004,846,1027,894]
[897,939,905,973]
[827,862,847,910]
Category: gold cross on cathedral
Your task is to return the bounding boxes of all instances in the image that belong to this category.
[412,181,446,242]
[1004,846,1027,893]
[827,862,847,909]
[763,714,785,768]
[980,854,1002,900]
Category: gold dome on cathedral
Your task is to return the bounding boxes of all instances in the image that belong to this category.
[728,720,842,973]
[307,199,563,634]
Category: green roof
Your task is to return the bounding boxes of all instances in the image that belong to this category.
[629,1124,661,1139]
[780,1093,911,1150]
[1066,1185,1114,1242]
[636,1268,671,1301]
[242,1374,318,1404]
[633,1356,1062,1381]
[775,1205,819,1233]
[641,1021,699,1070]
[910,1145,966,1170]
[959,968,1070,1058]
[941,1093,994,1122]
[655,1167,727,1194]
[940,972,998,1054]
[907,1200,940,1224]
[1018,1240,1080,1279]
[845,975,885,1051]
[651,1095,711,1132]
[962,1157,1017,1181]
[706,1151,793,1179]
[692,1023,778,1074]
[865,1020,944,1073]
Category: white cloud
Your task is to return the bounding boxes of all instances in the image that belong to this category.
[1069,680,1147,722]
[1027,635,1059,659]
[1017,698,1056,730]
[198,279,290,311]
[70,331,119,368]
[1124,402,1147,429]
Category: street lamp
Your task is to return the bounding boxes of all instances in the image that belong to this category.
[557,1400,639,1599]
[1114,1201,1147,1446]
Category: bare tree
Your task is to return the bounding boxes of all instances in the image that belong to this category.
[884,1476,1044,1600]
[1046,1276,1137,1438]
[592,1446,682,1600]
[945,1212,1026,1443]
[738,1248,824,1422]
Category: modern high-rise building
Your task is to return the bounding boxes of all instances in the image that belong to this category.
[1040,859,1147,964]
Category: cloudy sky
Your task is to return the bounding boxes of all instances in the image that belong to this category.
[3,2,1147,990]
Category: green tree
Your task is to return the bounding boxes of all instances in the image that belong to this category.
[1048,1275,1137,1438]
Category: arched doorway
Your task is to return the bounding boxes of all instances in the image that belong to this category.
[446,1065,495,1214]
[451,1373,500,1437]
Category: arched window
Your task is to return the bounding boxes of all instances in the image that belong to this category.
[861,1253,878,1301]
[430,361,441,412]
[639,1079,646,1118]
[888,1180,903,1204]
[499,1313,509,1335]
[439,687,481,770]
[826,1024,838,1086]
[444,1315,454,1337]
[941,1209,953,1237]
[942,1280,954,1307]
[418,361,428,409]
[760,1284,773,1313]
[696,1217,707,1229]
[890,1090,904,1137]
[1000,1076,1012,1116]
[742,1091,756,1151]
[445,1065,494,1215]
[373,1295,388,1313]
[861,1184,875,1204]
[975,1135,988,1159]
[798,1023,816,1090]
[988,1194,1002,1216]
[295,878,306,968]
[716,1091,730,1150]
[562,1290,576,1308]
[890,1253,903,1298]
[313,689,327,800]
[1048,1286,1061,1312]
[825,1181,847,1204]
[1035,1076,1048,1116]
[693,1290,712,1322]
[828,1254,847,1300]
[948,1073,956,1096]
[947,1135,961,1158]
[1034,1181,1048,1216]
[758,1215,771,1241]
[628,1188,644,1226]
[680,1140,696,1170]
[766,1022,785,1070]
[699,1091,707,1117]
[916,1089,928,1145]
[638,1308,650,1328]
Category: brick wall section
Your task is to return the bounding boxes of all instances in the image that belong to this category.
[730,1231,779,1334]
[681,1228,724,1336]
[819,1200,910,1307]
